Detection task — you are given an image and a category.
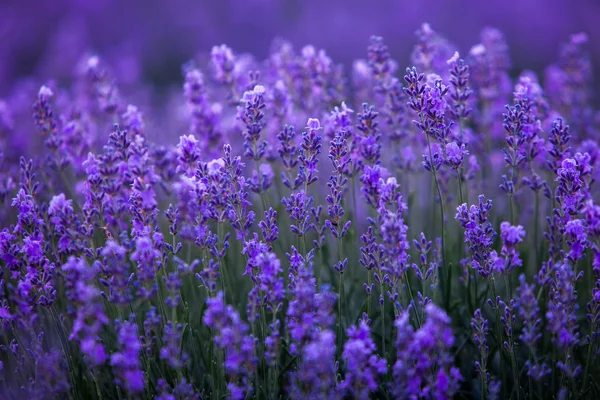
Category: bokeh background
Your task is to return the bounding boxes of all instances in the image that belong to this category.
[2,0,600,95]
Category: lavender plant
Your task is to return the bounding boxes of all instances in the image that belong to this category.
[1,22,600,400]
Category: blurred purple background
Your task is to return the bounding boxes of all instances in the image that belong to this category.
[1,0,600,93]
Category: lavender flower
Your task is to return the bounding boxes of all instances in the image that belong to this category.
[367,36,393,93]
[497,222,526,274]
[277,125,302,190]
[516,275,550,381]
[339,320,386,399]
[324,128,352,239]
[111,320,144,393]
[444,141,469,169]
[447,52,473,129]
[297,118,322,190]
[204,292,256,400]
[5,21,600,400]
[183,68,221,156]
[471,309,490,392]
[289,329,337,400]
[392,304,461,399]
[456,195,498,278]
[356,103,381,167]
[411,23,455,76]
[546,262,581,378]
[62,256,108,365]
[176,134,201,178]
[238,84,267,163]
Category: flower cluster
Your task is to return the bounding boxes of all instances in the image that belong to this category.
[1,21,600,400]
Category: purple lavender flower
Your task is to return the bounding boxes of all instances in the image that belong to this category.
[456,195,498,278]
[444,141,469,169]
[547,117,571,174]
[405,67,452,144]
[356,103,381,167]
[497,222,526,274]
[378,180,410,304]
[111,320,144,393]
[556,157,586,218]
[411,23,455,76]
[204,292,256,400]
[33,86,62,155]
[584,200,600,273]
[98,239,133,304]
[500,104,527,199]
[289,329,337,400]
[367,36,393,93]
[564,219,587,264]
[238,84,267,163]
[545,33,592,138]
[277,125,302,190]
[447,52,473,128]
[546,262,581,378]
[339,320,386,399]
[282,191,313,240]
[297,45,338,112]
[468,28,512,141]
[211,44,239,102]
[258,207,279,245]
[176,134,201,178]
[85,55,122,115]
[515,275,550,381]
[183,67,221,156]
[160,321,187,369]
[360,164,389,209]
[324,128,352,239]
[392,304,461,399]
[297,118,322,190]
[471,309,490,393]
[286,256,336,355]
[62,256,108,365]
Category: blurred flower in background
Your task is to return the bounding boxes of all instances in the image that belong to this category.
[2,0,600,93]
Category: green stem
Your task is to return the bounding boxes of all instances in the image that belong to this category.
[380,301,386,359]
[456,167,464,206]
[509,194,515,226]
[405,272,421,329]
[528,354,533,400]
[367,271,372,316]
[338,272,344,351]
[426,134,448,309]
[351,175,358,223]
[533,191,540,277]
[491,279,505,398]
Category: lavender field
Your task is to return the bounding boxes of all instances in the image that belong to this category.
[1,3,600,399]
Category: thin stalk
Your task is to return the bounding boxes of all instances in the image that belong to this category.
[481,344,488,400]
[338,272,344,351]
[456,168,464,206]
[380,269,387,358]
[491,279,505,398]
[508,192,514,225]
[533,191,540,276]
[404,272,421,328]
[367,271,372,316]
[351,176,358,223]
[582,331,595,397]
[217,222,234,303]
[380,301,386,358]
[528,353,533,400]
[337,235,345,342]
[466,268,475,317]
[52,151,82,213]
[50,307,78,395]
[426,134,448,309]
